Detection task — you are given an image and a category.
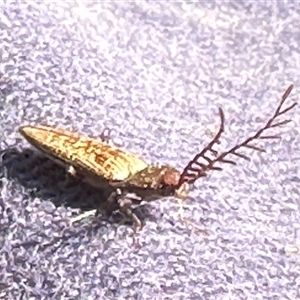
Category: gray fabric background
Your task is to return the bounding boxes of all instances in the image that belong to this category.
[0,1,300,299]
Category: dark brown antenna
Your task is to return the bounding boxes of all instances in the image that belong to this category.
[178,84,296,186]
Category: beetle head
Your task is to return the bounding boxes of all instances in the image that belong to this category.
[159,166,189,199]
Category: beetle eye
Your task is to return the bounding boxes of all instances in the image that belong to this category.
[163,169,181,186]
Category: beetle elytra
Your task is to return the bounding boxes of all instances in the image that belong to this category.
[19,85,297,232]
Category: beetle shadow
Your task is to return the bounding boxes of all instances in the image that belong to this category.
[0,147,154,227]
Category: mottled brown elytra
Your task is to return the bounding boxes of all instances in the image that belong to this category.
[19,85,297,232]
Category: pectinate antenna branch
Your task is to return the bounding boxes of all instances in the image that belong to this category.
[178,108,225,186]
[178,84,297,186]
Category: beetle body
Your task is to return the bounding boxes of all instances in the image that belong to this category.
[19,85,297,232]
[19,125,189,230]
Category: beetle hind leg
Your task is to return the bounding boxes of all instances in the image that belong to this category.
[70,190,118,224]
[70,209,97,223]
[69,190,143,233]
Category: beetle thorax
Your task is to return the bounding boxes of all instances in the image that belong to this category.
[113,165,188,201]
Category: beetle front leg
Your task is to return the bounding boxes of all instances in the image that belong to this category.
[176,199,209,235]
[118,198,143,233]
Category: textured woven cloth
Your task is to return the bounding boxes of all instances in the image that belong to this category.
[0,2,300,299]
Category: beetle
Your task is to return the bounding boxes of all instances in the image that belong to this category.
[19,85,297,232]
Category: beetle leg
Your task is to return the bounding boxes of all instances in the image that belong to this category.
[70,190,120,224]
[62,165,76,189]
[176,199,209,235]
[62,165,86,190]
[70,189,144,233]
[66,165,77,177]
[69,194,117,224]
[70,209,97,223]
[96,189,120,214]
[118,198,143,233]
[176,198,185,220]
[99,127,112,143]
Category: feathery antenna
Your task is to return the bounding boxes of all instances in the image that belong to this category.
[178,84,296,186]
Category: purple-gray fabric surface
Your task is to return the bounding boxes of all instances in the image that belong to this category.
[0,2,300,300]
